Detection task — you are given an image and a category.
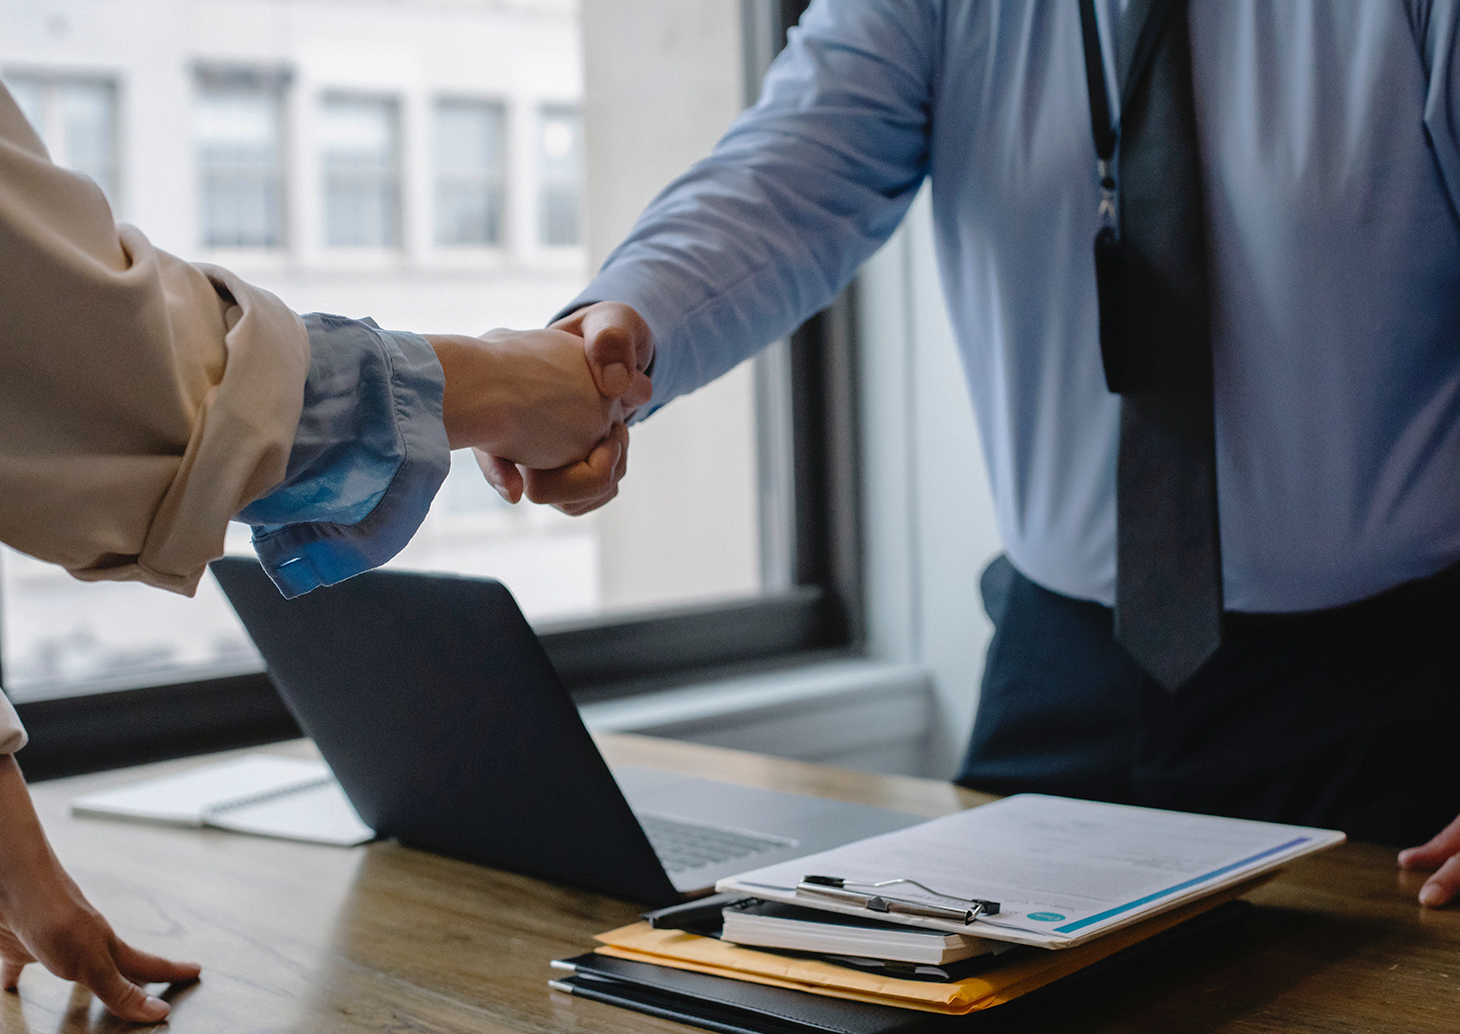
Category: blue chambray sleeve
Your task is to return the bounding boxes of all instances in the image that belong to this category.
[557,0,936,418]
[236,313,451,598]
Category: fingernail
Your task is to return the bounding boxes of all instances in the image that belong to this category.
[1419,883,1446,907]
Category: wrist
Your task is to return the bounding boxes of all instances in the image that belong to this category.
[424,334,515,452]
[0,756,62,905]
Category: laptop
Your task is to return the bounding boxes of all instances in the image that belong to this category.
[211,557,920,907]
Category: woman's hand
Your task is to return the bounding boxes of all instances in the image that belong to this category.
[0,756,200,1022]
[427,326,631,470]
[462,302,655,511]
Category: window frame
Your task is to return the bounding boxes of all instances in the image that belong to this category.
[432,96,509,248]
[6,0,864,781]
[318,91,404,250]
[1,70,121,209]
[536,101,584,247]
[193,64,292,251]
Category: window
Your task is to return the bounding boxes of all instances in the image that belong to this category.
[435,99,506,246]
[3,74,118,206]
[3,0,853,781]
[321,96,400,248]
[538,104,582,246]
[0,532,261,698]
[194,70,287,248]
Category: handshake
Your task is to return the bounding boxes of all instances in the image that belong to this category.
[425,302,652,515]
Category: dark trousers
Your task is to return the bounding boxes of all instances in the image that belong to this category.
[955,556,1460,846]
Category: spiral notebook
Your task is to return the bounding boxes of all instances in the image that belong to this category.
[71,753,374,846]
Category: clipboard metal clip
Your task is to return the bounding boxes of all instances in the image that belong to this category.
[796,875,1000,925]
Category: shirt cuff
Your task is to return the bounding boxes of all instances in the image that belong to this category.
[0,693,26,754]
[237,314,451,598]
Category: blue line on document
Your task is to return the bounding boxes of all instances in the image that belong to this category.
[1052,837,1311,934]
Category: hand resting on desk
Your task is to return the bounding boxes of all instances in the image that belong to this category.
[0,756,199,1024]
[1399,810,1460,908]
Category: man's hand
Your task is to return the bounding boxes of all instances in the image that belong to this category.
[0,756,200,1022]
[475,302,654,513]
[427,326,631,471]
[1398,812,1460,907]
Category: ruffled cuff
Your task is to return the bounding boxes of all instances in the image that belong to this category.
[238,314,450,598]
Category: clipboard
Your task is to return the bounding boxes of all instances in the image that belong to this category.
[716,794,1343,948]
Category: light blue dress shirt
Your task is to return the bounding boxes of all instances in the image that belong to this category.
[237,314,450,598]
[568,0,1460,613]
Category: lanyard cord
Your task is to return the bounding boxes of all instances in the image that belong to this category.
[1077,0,1185,163]
[1078,0,1117,164]
[1077,0,1183,219]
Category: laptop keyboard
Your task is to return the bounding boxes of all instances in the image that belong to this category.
[637,813,798,873]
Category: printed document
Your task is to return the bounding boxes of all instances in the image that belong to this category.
[717,794,1343,948]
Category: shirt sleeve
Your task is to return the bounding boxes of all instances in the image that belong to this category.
[0,694,24,755]
[238,314,450,598]
[0,84,308,596]
[558,0,936,417]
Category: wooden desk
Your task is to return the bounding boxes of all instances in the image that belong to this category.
[5,735,1457,1033]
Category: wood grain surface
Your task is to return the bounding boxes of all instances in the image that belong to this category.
[4,734,1456,1033]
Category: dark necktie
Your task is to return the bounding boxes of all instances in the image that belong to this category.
[1080,0,1223,690]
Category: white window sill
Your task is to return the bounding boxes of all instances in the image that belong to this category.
[580,659,936,776]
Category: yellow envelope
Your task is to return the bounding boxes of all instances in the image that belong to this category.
[594,879,1263,1015]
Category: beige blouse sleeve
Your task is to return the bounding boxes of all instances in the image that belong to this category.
[0,86,310,752]
[0,694,23,754]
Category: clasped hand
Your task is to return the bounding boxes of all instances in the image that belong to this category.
[437,302,653,515]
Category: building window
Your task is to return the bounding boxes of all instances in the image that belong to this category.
[538,104,582,246]
[320,96,400,248]
[434,99,506,246]
[5,0,854,782]
[3,74,119,207]
[194,71,287,249]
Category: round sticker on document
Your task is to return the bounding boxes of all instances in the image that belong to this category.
[1027,912,1066,922]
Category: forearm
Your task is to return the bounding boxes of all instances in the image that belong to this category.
[0,757,56,908]
[427,334,523,451]
[563,0,934,416]
[239,319,617,597]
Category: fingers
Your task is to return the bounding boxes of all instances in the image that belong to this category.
[1398,812,1460,872]
[1418,851,1460,908]
[2,956,26,992]
[477,416,631,515]
[521,422,629,512]
[113,939,200,986]
[474,448,523,504]
[1398,812,1460,908]
[554,302,655,408]
[81,952,170,1024]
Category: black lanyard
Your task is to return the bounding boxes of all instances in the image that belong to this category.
[1076,0,1184,198]
[1077,0,1117,165]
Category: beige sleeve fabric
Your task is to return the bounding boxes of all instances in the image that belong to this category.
[0,86,310,752]
[0,695,23,754]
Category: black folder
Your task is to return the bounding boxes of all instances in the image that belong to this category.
[551,900,1253,1034]
[553,953,934,1034]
